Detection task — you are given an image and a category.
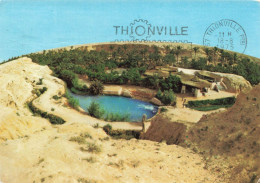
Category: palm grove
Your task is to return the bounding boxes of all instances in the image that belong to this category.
[20,44,260,105]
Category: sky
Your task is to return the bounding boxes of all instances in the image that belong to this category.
[0,0,259,62]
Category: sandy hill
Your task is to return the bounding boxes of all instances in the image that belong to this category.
[0,57,227,183]
[183,84,260,183]
[141,85,260,183]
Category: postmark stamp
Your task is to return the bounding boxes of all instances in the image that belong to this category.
[203,19,247,53]
[113,18,191,44]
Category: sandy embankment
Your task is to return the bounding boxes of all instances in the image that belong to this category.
[0,57,226,183]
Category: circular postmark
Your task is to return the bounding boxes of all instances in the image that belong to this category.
[203,19,247,53]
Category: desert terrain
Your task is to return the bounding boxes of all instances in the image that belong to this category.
[0,40,259,183]
[0,57,225,183]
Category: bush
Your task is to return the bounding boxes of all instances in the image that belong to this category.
[52,95,60,100]
[156,89,163,99]
[80,142,102,153]
[156,89,176,105]
[89,81,104,95]
[48,114,66,124]
[65,91,79,109]
[142,75,160,89]
[187,97,236,108]
[160,107,168,112]
[103,124,112,133]
[27,101,65,125]
[104,112,130,122]
[36,78,43,85]
[104,129,140,140]
[87,101,104,118]
[159,75,181,93]
[39,87,47,94]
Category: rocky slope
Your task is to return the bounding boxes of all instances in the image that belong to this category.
[141,85,260,183]
[183,84,260,183]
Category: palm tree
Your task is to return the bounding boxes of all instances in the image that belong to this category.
[193,47,199,59]
[109,45,115,57]
[213,47,218,66]
[233,53,238,64]
[175,46,182,63]
[164,45,171,54]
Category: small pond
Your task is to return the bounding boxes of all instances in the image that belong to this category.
[68,91,158,122]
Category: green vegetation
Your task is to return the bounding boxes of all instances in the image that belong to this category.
[69,136,87,145]
[104,112,130,122]
[87,101,130,121]
[83,157,96,163]
[80,142,102,153]
[190,105,233,111]
[87,102,104,119]
[187,97,236,111]
[64,90,79,110]
[36,78,43,85]
[160,107,168,112]
[102,124,112,133]
[89,80,104,95]
[156,89,176,105]
[103,124,140,140]
[77,178,97,183]
[28,86,65,124]
[69,133,93,145]
[28,101,65,124]
[52,95,60,100]
[4,44,258,91]
[159,74,182,92]
[39,87,47,94]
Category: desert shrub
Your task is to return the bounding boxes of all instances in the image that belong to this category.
[32,89,42,97]
[39,87,47,94]
[105,130,140,140]
[87,102,104,118]
[36,78,43,85]
[80,132,93,139]
[52,95,60,100]
[83,157,96,163]
[89,81,104,95]
[160,107,168,112]
[48,114,65,124]
[93,123,99,128]
[27,101,65,124]
[80,142,102,153]
[69,136,86,144]
[103,124,112,133]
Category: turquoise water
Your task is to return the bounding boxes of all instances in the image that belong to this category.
[0,0,259,61]
[69,92,158,122]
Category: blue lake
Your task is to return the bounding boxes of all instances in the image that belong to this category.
[69,91,158,122]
